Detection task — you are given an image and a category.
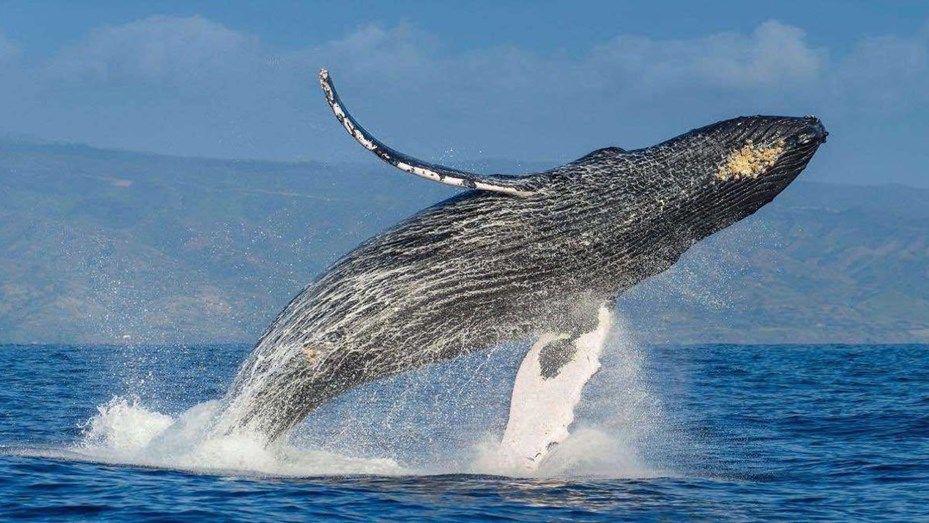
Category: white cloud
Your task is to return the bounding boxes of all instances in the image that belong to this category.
[708,20,823,86]
[833,26,929,112]
[587,20,823,92]
[316,24,433,76]
[49,15,262,86]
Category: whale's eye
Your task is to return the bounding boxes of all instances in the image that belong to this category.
[716,139,785,181]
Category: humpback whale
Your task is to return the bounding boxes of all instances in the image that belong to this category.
[212,70,827,456]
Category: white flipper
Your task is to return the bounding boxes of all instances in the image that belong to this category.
[499,306,613,470]
[318,69,534,197]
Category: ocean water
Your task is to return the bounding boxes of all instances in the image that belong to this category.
[1,339,927,520]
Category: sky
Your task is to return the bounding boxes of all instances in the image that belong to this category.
[2,1,929,186]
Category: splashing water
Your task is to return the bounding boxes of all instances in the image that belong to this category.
[22,316,664,479]
[66,396,405,476]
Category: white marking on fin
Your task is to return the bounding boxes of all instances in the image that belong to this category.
[319,69,534,197]
[499,306,613,471]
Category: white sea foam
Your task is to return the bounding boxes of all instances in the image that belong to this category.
[471,426,658,478]
[65,396,405,476]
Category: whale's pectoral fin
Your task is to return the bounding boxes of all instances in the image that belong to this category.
[499,306,613,470]
[318,69,535,197]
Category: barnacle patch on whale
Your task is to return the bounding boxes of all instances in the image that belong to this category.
[301,342,320,361]
[716,139,785,181]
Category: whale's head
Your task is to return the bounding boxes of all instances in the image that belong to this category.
[659,115,827,229]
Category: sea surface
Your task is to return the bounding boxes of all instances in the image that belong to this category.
[1,340,927,520]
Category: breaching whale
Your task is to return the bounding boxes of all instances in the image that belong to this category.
[212,69,827,462]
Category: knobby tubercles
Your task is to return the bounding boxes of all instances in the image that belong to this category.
[716,139,786,181]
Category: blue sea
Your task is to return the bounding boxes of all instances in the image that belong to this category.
[1,341,927,520]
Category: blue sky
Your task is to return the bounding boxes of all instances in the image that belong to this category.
[2,1,929,186]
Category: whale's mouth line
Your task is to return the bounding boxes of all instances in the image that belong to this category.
[772,135,824,178]
[747,122,826,184]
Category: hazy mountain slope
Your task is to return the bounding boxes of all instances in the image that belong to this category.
[619,183,929,343]
[0,141,455,343]
[1,141,926,343]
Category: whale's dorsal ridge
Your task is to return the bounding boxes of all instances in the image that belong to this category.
[319,69,536,197]
[571,146,629,165]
